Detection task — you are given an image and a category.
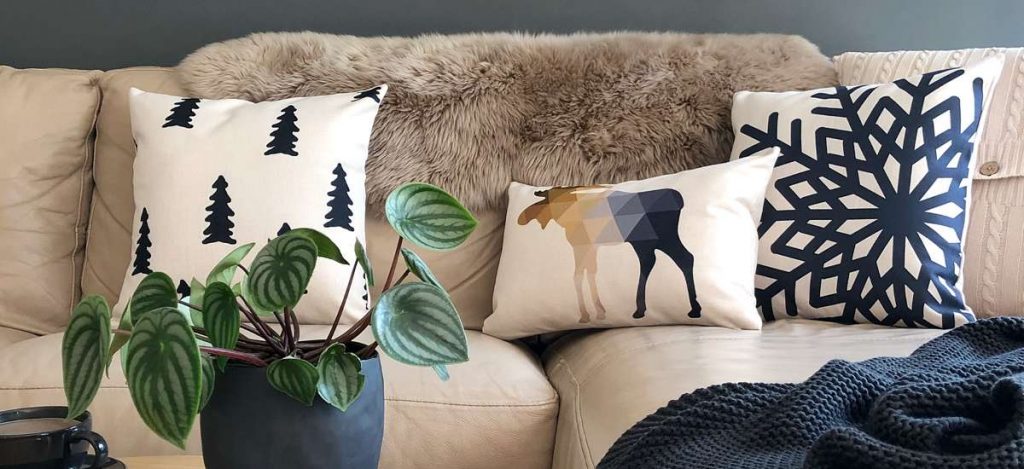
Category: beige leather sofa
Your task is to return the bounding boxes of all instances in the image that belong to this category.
[0,60,1016,469]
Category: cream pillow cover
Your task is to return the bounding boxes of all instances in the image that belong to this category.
[834,48,1024,320]
[730,59,1003,328]
[118,86,386,324]
[485,151,779,339]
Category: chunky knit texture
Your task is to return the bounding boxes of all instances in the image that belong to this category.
[599,318,1024,469]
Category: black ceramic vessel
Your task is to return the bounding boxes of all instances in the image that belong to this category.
[0,406,108,469]
[200,354,384,469]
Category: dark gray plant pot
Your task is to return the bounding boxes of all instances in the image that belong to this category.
[200,354,384,469]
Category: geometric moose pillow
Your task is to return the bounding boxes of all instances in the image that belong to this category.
[485,150,780,339]
[730,57,1004,329]
[117,86,386,324]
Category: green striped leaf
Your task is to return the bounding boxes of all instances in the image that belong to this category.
[199,355,216,412]
[354,240,374,287]
[432,364,450,381]
[245,235,317,312]
[130,272,178,325]
[206,243,256,286]
[401,248,443,289]
[385,183,477,251]
[187,279,205,328]
[202,282,240,371]
[125,307,202,449]
[371,282,468,368]
[267,357,319,406]
[288,228,348,265]
[316,344,365,412]
[106,304,132,375]
[63,295,112,420]
[240,279,275,317]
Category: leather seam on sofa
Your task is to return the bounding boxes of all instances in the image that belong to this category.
[70,75,102,315]
[80,67,175,306]
[550,358,596,468]
[561,334,936,387]
[383,397,558,408]
[0,387,557,409]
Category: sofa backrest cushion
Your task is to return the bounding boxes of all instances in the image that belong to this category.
[82,67,501,328]
[0,66,101,334]
[834,48,1024,318]
[81,68,186,312]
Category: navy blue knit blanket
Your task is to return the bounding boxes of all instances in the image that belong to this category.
[599,318,1024,469]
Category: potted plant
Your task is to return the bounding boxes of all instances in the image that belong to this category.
[61,183,478,469]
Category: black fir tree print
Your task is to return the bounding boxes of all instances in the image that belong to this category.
[362,273,370,311]
[353,86,382,103]
[177,280,191,299]
[265,105,300,156]
[132,208,153,275]
[202,176,237,245]
[277,223,292,236]
[324,163,354,231]
[162,98,200,128]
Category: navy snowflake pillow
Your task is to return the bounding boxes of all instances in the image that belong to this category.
[730,58,1003,328]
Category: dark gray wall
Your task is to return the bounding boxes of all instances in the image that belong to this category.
[3,0,1022,70]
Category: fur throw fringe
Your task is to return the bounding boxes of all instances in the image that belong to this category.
[178,31,837,210]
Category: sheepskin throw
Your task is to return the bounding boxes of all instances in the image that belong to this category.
[178,32,837,210]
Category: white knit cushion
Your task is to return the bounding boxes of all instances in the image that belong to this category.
[116,87,386,323]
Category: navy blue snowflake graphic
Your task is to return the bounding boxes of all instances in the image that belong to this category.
[739,68,986,328]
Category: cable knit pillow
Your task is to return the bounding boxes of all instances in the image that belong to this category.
[834,48,1024,319]
[485,151,779,339]
[731,58,1003,328]
[118,87,386,324]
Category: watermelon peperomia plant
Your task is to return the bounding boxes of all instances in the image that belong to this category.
[61,183,477,448]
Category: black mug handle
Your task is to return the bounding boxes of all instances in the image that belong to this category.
[69,429,108,468]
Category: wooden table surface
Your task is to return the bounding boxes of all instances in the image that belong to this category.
[119,456,205,468]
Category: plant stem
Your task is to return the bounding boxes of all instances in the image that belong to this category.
[244,298,282,341]
[332,238,406,350]
[115,329,268,363]
[381,238,404,291]
[233,341,275,353]
[275,310,292,352]
[239,322,262,337]
[199,346,267,367]
[179,300,201,311]
[239,297,280,339]
[236,300,287,357]
[358,342,378,358]
[336,312,370,345]
[288,308,300,344]
[321,265,360,347]
[395,269,411,285]
[237,298,280,341]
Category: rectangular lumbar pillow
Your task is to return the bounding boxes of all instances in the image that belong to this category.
[485,151,779,339]
[119,86,386,323]
[730,58,1003,328]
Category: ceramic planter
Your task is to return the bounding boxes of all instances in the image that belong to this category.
[200,354,384,469]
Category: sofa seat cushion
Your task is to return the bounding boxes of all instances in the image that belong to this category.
[0,329,557,469]
[0,327,35,350]
[542,320,946,468]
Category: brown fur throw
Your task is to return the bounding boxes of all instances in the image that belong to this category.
[178,31,837,210]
